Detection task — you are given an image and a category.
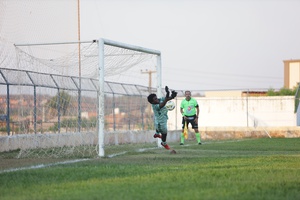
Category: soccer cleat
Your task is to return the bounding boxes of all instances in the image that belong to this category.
[161,142,170,150]
[180,143,184,145]
[153,133,162,139]
[198,142,202,145]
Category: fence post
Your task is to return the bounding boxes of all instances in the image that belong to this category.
[6,84,10,135]
[246,89,249,127]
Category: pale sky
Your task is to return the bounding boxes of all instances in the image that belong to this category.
[1,0,300,91]
[80,0,300,91]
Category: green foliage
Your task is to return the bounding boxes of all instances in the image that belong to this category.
[0,138,300,200]
[46,91,72,116]
[267,87,297,96]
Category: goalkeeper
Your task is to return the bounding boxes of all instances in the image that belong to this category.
[180,90,201,145]
[147,86,177,150]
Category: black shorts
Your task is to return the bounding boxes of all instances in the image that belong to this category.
[182,115,198,129]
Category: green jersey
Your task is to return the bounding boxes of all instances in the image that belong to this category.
[152,97,169,125]
[180,98,198,116]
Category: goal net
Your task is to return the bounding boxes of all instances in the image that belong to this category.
[0,38,162,158]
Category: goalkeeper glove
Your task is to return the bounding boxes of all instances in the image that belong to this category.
[165,86,170,98]
[171,90,177,99]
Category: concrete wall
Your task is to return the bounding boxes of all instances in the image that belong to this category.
[1,127,300,153]
[167,96,296,130]
[1,128,300,153]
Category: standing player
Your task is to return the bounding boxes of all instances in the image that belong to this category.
[180,90,201,145]
[147,86,177,150]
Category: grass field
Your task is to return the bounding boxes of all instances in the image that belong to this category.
[0,138,300,200]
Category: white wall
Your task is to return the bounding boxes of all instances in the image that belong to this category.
[167,96,296,130]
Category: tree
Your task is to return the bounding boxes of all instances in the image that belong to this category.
[267,87,297,96]
[47,91,72,116]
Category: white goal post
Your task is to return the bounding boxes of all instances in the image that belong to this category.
[97,38,162,157]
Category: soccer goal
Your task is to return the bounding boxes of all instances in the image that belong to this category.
[0,38,162,158]
[97,39,162,157]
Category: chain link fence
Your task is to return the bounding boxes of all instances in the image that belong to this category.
[0,67,297,137]
[0,67,158,136]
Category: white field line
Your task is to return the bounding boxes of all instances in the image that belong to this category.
[176,138,258,147]
[1,148,157,173]
[202,138,258,144]
[0,148,158,173]
[0,139,257,173]
[103,139,256,157]
[106,151,127,158]
[0,158,91,174]
[106,147,158,158]
[107,139,257,157]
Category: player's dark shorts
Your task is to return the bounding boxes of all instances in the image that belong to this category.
[182,115,198,129]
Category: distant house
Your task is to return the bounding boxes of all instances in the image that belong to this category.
[284,59,300,89]
[205,90,267,97]
[241,91,267,97]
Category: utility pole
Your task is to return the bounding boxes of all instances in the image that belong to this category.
[141,69,156,93]
[77,0,82,132]
[141,69,157,131]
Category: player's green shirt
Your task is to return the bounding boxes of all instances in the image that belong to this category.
[152,97,169,124]
[180,98,198,116]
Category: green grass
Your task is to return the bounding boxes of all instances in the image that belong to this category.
[0,138,300,200]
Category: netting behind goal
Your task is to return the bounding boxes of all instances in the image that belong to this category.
[0,39,163,158]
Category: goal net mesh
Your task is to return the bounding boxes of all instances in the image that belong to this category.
[0,40,160,158]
